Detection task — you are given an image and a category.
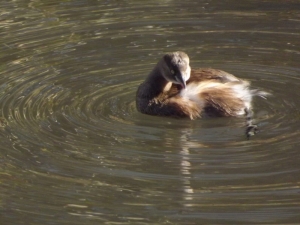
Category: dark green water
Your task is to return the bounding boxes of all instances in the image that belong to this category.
[1,0,300,224]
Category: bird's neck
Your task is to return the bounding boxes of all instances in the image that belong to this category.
[145,62,172,97]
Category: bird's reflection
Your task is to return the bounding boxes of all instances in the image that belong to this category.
[179,129,196,205]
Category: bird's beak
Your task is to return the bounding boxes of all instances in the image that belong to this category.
[175,73,186,89]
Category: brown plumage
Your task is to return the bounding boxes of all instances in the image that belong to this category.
[136,51,268,120]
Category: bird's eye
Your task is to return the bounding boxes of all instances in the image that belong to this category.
[170,69,175,75]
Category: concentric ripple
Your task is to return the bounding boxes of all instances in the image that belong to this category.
[2,55,300,161]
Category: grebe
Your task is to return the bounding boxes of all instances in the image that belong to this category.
[136,51,268,122]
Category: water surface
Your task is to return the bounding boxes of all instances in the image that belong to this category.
[1,0,300,224]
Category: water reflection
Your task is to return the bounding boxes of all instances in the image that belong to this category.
[179,129,195,205]
[1,0,300,224]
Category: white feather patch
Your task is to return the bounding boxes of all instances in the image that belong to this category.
[179,80,254,115]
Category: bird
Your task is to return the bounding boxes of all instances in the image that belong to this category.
[136,51,268,123]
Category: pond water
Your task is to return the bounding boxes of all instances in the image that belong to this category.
[1,0,300,224]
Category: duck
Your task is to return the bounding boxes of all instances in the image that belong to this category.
[136,51,268,121]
